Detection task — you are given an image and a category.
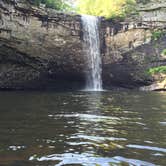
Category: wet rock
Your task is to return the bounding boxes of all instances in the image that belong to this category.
[140,79,166,91]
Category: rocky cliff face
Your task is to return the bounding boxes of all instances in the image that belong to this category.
[0,0,85,89]
[0,0,166,90]
[102,0,166,89]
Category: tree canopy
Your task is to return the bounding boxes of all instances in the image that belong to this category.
[31,0,136,19]
[76,0,136,19]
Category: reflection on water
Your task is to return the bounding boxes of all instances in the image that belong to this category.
[29,153,155,166]
[0,91,165,165]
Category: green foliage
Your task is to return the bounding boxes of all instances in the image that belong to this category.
[76,0,136,19]
[152,30,165,41]
[162,49,166,56]
[148,66,166,75]
[31,0,69,10]
[31,0,137,18]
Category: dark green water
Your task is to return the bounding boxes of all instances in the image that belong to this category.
[0,91,165,166]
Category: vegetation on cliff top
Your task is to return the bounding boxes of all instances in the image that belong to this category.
[76,0,136,19]
[32,0,136,19]
[31,0,70,10]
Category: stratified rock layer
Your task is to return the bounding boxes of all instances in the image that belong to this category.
[0,0,85,89]
[0,0,166,90]
[101,0,166,89]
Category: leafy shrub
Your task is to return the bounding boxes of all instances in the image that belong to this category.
[148,66,166,75]
[162,49,166,56]
[152,30,165,41]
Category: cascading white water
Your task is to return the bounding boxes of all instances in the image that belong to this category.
[81,15,103,91]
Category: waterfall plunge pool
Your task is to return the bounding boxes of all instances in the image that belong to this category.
[0,91,165,166]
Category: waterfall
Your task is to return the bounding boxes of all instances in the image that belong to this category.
[81,15,103,91]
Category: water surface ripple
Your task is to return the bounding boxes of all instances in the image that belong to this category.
[0,91,165,166]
